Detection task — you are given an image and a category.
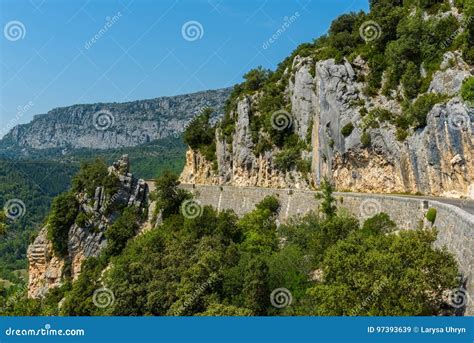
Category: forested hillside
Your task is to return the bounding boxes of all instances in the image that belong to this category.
[0,170,461,316]
[0,160,76,283]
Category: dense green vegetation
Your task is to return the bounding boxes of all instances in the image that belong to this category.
[0,136,187,180]
[47,192,79,257]
[0,136,186,283]
[72,159,119,197]
[425,207,438,224]
[0,159,76,283]
[461,76,474,105]
[1,173,460,316]
[183,108,217,168]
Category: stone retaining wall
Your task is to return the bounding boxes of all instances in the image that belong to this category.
[179,184,474,315]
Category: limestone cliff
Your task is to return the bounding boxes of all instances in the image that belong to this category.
[27,155,148,298]
[181,50,473,197]
[0,88,231,154]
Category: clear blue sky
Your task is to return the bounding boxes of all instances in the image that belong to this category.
[0,0,368,136]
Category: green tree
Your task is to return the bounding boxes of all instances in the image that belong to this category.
[47,192,79,257]
[0,211,7,236]
[242,67,271,92]
[183,108,215,150]
[461,77,474,105]
[152,171,190,220]
[242,257,270,315]
[197,303,253,316]
[71,158,110,196]
[316,178,336,218]
[104,208,140,257]
[401,61,421,99]
[305,226,458,315]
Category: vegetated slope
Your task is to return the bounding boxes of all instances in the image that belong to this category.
[0,159,76,283]
[54,136,187,180]
[0,135,185,283]
[180,0,474,198]
[3,172,462,316]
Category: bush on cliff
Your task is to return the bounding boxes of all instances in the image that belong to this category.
[461,76,474,105]
[183,108,217,165]
[104,208,140,257]
[47,192,79,257]
[72,158,118,197]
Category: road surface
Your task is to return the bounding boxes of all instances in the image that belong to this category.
[147,180,474,216]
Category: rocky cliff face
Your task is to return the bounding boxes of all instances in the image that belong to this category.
[27,155,148,298]
[1,88,231,153]
[181,51,473,198]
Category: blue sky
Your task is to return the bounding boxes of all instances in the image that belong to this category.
[0,0,368,136]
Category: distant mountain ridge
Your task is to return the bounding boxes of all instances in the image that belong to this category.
[0,88,231,154]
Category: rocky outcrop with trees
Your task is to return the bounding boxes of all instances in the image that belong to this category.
[181,0,474,198]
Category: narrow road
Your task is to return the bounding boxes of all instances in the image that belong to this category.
[147,180,474,216]
[389,194,474,215]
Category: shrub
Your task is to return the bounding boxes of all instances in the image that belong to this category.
[315,178,336,218]
[183,108,215,150]
[408,93,447,129]
[296,159,312,174]
[395,127,409,141]
[360,131,371,147]
[71,159,109,197]
[274,147,301,171]
[341,122,355,137]
[362,213,396,234]
[425,208,437,224]
[105,208,140,257]
[242,67,271,93]
[152,171,191,220]
[48,192,79,257]
[255,196,280,214]
[75,212,90,228]
[401,62,421,99]
[461,77,474,106]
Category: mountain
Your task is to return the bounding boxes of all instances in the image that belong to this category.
[180,1,474,199]
[0,88,231,155]
[2,0,470,317]
[0,88,231,282]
